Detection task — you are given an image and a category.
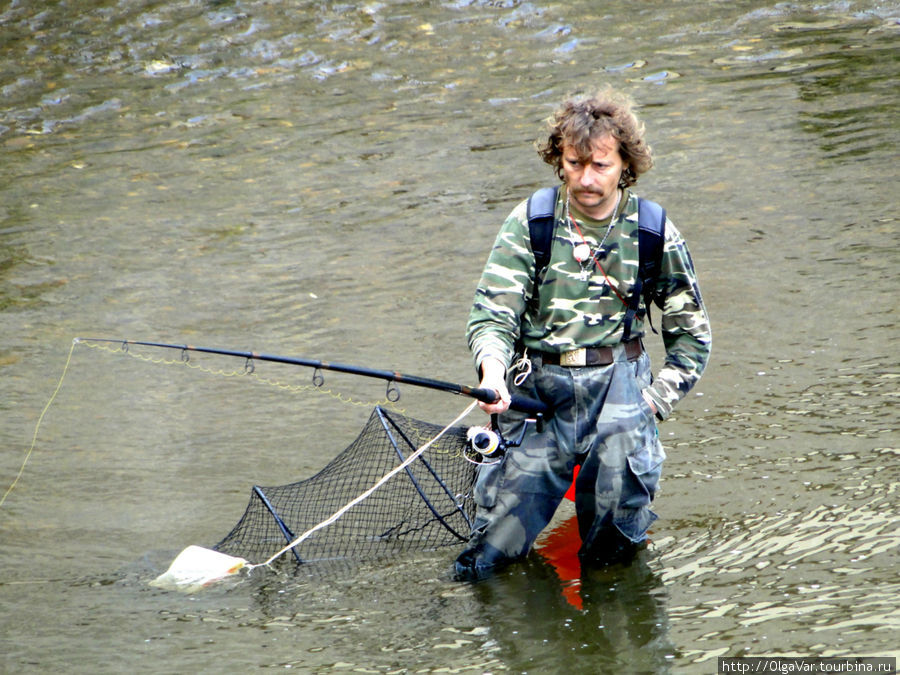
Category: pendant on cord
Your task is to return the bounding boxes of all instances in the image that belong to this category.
[572,243,592,262]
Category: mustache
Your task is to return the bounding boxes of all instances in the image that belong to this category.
[572,188,603,196]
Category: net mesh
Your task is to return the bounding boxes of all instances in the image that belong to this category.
[214,406,477,564]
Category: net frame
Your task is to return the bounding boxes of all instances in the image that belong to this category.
[214,406,477,564]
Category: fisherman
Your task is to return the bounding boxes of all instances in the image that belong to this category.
[455,87,712,580]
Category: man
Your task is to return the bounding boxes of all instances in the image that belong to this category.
[455,87,711,580]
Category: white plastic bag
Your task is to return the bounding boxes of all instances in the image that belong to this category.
[150,545,248,592]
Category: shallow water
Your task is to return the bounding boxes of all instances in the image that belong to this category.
[2,0,898,672]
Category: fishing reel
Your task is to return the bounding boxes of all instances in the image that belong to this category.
[465,426,503,463]
[464,414,541,465]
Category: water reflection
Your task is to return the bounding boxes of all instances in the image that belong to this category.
[656,432,898,664]
[794,41,897,162]
[658,500,898,665]
[467,515,675,673]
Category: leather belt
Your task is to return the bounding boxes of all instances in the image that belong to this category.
[539,340,642,367]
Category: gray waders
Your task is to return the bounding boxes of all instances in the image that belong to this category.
[455,343,664,579]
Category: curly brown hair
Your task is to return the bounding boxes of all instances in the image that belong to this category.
[536,87,653,188]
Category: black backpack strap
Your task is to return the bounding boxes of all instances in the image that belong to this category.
[623,197,666,340]
[526,186,559,279]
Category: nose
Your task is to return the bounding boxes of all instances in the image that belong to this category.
[580,165,596,186]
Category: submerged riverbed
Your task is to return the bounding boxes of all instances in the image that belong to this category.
[2,0,898,672]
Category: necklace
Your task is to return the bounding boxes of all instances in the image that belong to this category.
[566,189,621,281]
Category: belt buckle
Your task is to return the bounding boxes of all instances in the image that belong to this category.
[560,348,586,367]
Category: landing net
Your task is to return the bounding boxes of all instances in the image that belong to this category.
[214,406,477,565]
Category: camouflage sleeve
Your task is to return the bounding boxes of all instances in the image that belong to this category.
[466,200,533,373]
[642,219,712,420]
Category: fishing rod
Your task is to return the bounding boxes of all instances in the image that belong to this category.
[75,338,549,416]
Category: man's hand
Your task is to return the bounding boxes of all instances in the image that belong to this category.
[641,389,658,416]
[477,357,511,415]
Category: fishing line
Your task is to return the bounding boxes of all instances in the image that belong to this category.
[1,338,402,510]
[0,339,77,509]
[77,338,403,411]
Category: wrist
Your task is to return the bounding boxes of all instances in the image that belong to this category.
[479,357,507,383]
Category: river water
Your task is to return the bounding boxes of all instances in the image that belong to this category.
[1,0,897,672]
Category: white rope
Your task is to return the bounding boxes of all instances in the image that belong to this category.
[246,399,479,571]
[512,348,532,386]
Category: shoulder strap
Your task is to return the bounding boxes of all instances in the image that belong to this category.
[527,186,559,278]
[637,198,666,294]
[623,197,666,340]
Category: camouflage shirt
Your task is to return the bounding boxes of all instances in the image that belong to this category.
[467,187,711,420]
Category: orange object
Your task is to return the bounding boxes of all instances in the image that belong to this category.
[564,464,580,501]
[535,515,583,609]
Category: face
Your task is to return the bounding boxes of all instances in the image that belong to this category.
[561,135,626,220]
